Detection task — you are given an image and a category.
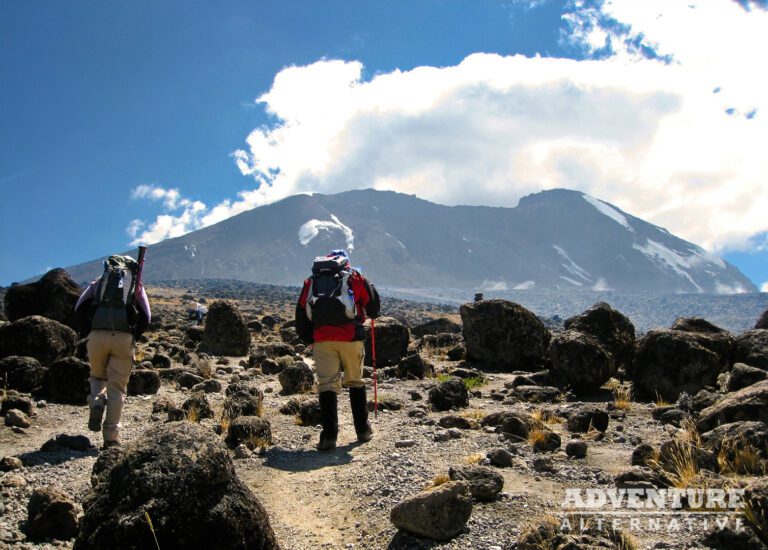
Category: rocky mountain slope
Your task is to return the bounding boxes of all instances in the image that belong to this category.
[61,188,755,293]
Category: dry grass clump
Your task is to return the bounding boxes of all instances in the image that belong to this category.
[605,378,633,411]
[654,390,670,407]
[459,408,486,420]
[531,409,564,425]
[185,405,200,423]
[744,493,768,546]
[527,428,549,448]
[718,436,766,476]
[464,452,485,465]
[517,514,638,550]
[244,435,271,451]
[425,473,451,490]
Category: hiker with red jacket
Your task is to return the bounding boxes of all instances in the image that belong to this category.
[295,250,380,451]
[74,255,150,448]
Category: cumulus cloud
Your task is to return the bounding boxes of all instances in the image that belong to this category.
[762,282,768,293]
[131,1,768,257]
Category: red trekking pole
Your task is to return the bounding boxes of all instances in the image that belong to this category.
[371,318,378,419]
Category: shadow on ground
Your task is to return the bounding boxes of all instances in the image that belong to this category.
[261,442,359,472]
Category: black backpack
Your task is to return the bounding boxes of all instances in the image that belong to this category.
[90,255,139,333]
[305,255,358,326]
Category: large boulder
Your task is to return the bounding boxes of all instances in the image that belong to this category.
[448,465,504,501]
[411,318,462,338]
[0,356,46,393]
[0,316,77,365]
[698,380,768,432]
[564,302,635,373]
[74,422,278,549]
[248,343,295,368]
[364,317,409,367]
[200,301,250,356]
[566,406,610,433]
[548,330,614,395]
[670,318,736,362]
[223,382,264,418]
[633,329,729,401]
[26,486,79,541]
[42,357,90,404]
[428,378,469,411]
[225,416,273,449]
[460,299,550,371]
[390,481,472,541]
[733,330,768,371]
[727,363,768,392]
[700,421,768,457]
[278,362,315,395]
[4,269,82,330]
[756,310,768,330]
[127,369,161,395]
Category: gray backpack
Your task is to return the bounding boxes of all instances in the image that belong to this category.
[90,255,138,333]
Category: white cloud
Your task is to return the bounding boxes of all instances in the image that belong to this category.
[762,281,768,293]
[298,214,355,251]
[127,185,207,245]
[131,1,768,257]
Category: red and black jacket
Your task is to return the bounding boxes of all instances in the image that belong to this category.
[295,271,380,344]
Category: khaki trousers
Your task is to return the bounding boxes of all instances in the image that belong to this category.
[87,330,134,442]
[314,340,365,394]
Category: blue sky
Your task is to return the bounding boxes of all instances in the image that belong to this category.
[1,0,766,291]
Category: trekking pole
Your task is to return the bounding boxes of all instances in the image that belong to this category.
[371,318,378,419]
[135,245,147,292]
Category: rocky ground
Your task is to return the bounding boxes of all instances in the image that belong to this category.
[1,276,768,549]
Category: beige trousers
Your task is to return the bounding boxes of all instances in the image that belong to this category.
[87,330,134,442]
[313,340,365,394]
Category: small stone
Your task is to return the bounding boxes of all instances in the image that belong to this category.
[4,409,30,428]
[565,440,588,459]
[395,439,416,448]
[434,431,451,443]
[487,448,514,468]
[0,456,23,471]
[532,456,556,473]
[233,444,252,459]
[447,428,462,439]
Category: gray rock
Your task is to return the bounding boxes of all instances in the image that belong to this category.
[428,378,469,411]
[200,300,251,356]
[390,481,472,541]
[0,316,77,366]
[566,406,609,433]
[127,369,161,395]
[564,302,635,374]
[487,448,515,468]
[565,440,588,459]
[448,465,504,501]
[0,356,46,393]
[727,362,768,392]
[225,416,272,449]
[4,409,30,428]
[549,330,614,395]
[734,330,768,371]
[278,362,315,395]
[74,422,278,549]
[698,379,768,432]
[26,486,79,541]
[364,317,410,367]
[460,299,550,371]
[42,357,90,404]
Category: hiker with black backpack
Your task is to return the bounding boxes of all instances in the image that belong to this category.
[74,251,150,448]
[295,249,380,451]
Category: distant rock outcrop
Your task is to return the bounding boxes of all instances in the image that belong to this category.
[460,299,550,371]
[563,302,635,374]
[733,330,768,371]
[5,269,82,330]
[200,300,250,356]
[633,328,730,401]
[0,316,77,366]
[756,310,768,330]
[74,422,279,549]
[549,330,614,395]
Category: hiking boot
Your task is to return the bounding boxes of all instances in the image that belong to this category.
[349,386,373,443]
[317,391,338,452]
[88,404,105,432]
[101,440,120,450]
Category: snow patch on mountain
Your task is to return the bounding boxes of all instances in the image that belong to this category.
[592,277,611,291]
[560,276,583,286]
[298,214,355,251]
[513,280,536,290]
[633,239,703,292]
[481,280,508,291]
[553,245,592,282]
[583,194,633,231]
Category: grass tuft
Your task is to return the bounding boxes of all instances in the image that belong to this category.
[717,436,766,476]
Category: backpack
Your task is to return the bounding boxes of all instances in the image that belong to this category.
[305,255,358,326]
[90,255,139,333]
